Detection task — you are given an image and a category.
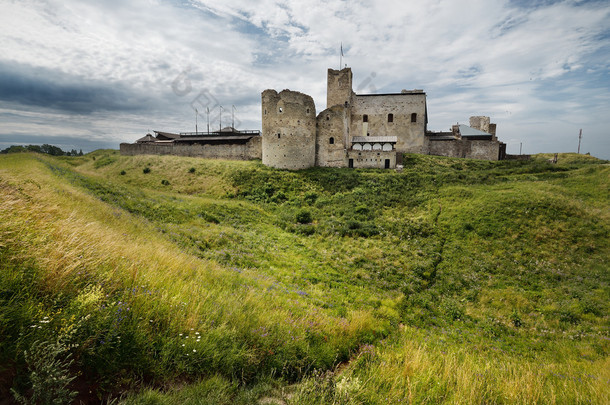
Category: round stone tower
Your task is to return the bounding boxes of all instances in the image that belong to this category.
[261,89,316,170]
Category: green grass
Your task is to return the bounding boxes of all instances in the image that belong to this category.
[1,150,608,404]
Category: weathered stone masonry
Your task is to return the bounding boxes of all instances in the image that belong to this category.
[122,66,505,167]
[262,67,504,170]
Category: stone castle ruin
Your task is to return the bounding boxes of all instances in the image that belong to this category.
[121,67,506,168]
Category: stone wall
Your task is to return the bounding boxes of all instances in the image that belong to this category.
[261,89,316,170]
[316,105,349,167]
[120,137,262,160]
[425,138,500,160]
[346,150,396,169]
[350,93,426,154]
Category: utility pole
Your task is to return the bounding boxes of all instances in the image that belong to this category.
[519,142,522,155]
[206,107,210,135]
[195,108,198,134]
[577,129,582,154]
[219,105,223,131]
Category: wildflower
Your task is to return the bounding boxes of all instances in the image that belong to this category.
[179,333,183,336]
[193,349,196,353]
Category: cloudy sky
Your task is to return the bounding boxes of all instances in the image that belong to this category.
[1,0,609,157]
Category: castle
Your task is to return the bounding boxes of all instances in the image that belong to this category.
[121,67,506,167]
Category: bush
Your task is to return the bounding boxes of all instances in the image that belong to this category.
[11,340,78,405]
[511,309,523,328]
[143,167,151,174]
[296,209,312,224]
[161,179,170,186]
[120,170,126,175]
[304,191,318,205]
[189,167,196,173]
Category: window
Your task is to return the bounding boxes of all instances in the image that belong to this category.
[329,137,334,144]
[388,113,394,123]
[306,108,310,114]
[326,115,330,121]
[277,133,281,139]
[279,107,283,113]
[363,114,368,122]
[264,109,267,115]
[411,113,417,123]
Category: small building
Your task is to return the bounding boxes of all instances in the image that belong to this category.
[424,116,506,160]
[120,128,261,160]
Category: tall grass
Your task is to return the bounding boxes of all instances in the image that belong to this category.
[291,327,609,404]
[1,150,608,403]
[0,153,384,399]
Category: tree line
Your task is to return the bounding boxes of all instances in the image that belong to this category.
[0,144,84,156]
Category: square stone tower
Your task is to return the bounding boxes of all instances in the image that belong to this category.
[327,68,353,109]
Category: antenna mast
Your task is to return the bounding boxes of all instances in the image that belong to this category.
[577,129,582,154]
[232,105,236,131]
[219,105,223,131]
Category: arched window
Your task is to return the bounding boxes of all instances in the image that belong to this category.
[277,133,281,139]
[388,113,394,123]
[363,114,368,122]
[411,113,417,123]
[279,107,283,113]
[326,115,330,121]
[329,137,335,144]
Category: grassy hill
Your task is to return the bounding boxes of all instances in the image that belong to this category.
[0,151,608,404]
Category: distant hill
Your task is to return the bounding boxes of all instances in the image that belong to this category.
[1,151,608,404]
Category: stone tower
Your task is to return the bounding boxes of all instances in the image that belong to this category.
[327,67,353,109]
[469,116,491,134]
[261,89,316,170]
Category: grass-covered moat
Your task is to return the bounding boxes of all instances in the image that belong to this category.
[1,151,608,404]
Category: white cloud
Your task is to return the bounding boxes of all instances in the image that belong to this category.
[0,0,608,158]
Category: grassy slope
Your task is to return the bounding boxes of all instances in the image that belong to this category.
[0,151,608,404]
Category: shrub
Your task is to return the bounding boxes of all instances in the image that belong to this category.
[161,179,170,186]
[143,167,151,174]
[189,167,196,173]
[510,309,523,328]
[304,191,318,205]
[296,209,312,224]
[11,340,78,405]
[120,170,126,175]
